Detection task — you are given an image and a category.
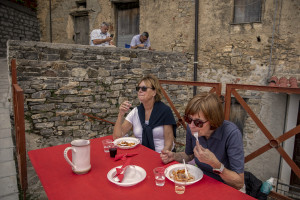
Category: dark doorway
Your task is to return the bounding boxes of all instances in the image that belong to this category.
[74,15,89,45]
[290,101,300,187]
[115,2,139,48]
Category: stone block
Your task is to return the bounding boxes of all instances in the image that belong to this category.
[79,88,92,96]
[56,110,77,116]
[31,91,51,99]
[55,89,78,95]
[0,176,18,197]
[64,96,84,102]
[72,68,87,77]
[120,56,130,62]
[34,122,54,129]
[31,112,54,119]
[0,161,16,178]
[57,126,79,131]
[59,82,80,90]
[31,104,55,111]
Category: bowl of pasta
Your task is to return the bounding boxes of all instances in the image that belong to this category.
[164,164,203,185]
[113,137,140,149]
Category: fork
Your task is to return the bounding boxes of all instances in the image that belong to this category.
[193,132,199,142]
[183,159,189,179]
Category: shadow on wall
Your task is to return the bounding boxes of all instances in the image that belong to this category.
[229,97,248,136]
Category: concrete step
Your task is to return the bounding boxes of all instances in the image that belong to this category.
[0,176,19,199]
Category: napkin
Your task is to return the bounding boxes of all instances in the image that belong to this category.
[114,153,138,161]
[114,158,132,182]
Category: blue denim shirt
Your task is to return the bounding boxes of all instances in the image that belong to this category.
[185,120,244,183]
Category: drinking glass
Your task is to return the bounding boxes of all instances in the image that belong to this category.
[153,167,165,186]
[109,143,118,158]
[102,139,113,153]
[174,180,186,194]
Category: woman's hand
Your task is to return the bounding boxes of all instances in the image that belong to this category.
[160,150,174,164]
[119,101,132,116]
[193,141,219,168]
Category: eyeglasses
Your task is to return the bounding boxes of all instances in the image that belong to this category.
[136,86,154,92]
[184,115,208,128]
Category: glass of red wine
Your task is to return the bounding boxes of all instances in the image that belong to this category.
[109,143,118,158]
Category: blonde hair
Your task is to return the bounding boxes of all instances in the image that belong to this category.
[137,74,162,102]
[185,92,224,129]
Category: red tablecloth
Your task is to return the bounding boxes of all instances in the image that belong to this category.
[28,136,255,200]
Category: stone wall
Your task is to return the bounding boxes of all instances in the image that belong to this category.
[7,40,193,198]
[0,0,40,57]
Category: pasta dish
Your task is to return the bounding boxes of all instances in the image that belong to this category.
[170,169,195,182]
[117,141,136,147]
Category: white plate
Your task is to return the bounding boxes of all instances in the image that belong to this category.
[107,165,146,187]
[164,164,203,185]
[113,137,140,149]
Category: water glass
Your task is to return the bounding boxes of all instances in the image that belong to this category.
[175,180,186,194]
[153,167,165,186]
[102,139,113,153]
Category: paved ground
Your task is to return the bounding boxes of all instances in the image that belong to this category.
[0,58,19,199]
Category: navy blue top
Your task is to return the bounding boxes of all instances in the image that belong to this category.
[185,120,244,182]
[137,101,176,151]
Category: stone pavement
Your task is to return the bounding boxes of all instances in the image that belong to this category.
[0,58,19,200]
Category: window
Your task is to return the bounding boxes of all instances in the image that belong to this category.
[233,0,262,24]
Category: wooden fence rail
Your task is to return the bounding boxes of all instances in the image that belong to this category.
[11,59,27,198]
[224,84,300,179]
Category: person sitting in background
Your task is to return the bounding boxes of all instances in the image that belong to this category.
[113,74,176,153]
[130,32,152,50]
[160,92,245,191]
[90,22,114,46]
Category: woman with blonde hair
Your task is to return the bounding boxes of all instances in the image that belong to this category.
[161,92,245,191]
[113,74,176,153]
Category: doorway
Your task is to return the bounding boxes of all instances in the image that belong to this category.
[290,101,300,187]
[115,2,139,48]
[280,94,300,187]
[74,15,90,45]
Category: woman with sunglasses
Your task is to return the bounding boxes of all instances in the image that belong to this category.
[160,93,245,191]
[113,74,176,153]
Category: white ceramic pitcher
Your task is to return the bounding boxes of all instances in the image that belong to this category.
[64,139,91,174]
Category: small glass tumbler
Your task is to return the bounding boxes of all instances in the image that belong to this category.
[174,180,186,194]
[102,139,112,153]
[109,143,118,158]
[153,167,165,186]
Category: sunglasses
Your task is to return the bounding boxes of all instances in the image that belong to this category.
[184,115,208,128]
[136,86,154,92]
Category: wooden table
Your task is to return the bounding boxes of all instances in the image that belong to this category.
[28,136,256,200]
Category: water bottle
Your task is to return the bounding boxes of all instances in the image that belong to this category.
[260,177,274,195]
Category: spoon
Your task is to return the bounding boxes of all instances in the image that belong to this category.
[193,132,199,142]
[183,159,189,179]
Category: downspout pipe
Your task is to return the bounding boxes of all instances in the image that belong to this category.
[193,0,199,96]
[49,0,52,43]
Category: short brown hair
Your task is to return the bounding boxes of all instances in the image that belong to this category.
[137,74,162,102]
[185,92,224,129]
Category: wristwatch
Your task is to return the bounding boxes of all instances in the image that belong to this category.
[213,163,224,174]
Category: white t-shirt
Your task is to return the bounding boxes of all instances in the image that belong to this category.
[125,108,168,153]
[90,29,110,46]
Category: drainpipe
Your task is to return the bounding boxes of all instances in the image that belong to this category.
[193,0,199,96]
[49,0,52,43]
